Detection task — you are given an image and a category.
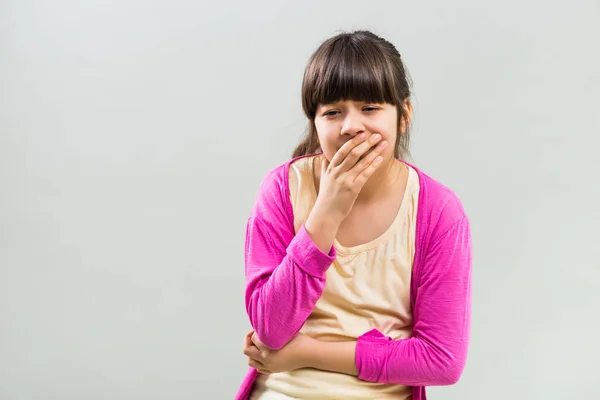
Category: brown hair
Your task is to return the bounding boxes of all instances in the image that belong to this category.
[292,30,413,160]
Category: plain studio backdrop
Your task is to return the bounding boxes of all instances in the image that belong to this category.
[1,0,599,399]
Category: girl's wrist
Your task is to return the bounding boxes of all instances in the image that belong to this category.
[302,337,359,376]
[303,336,324,369]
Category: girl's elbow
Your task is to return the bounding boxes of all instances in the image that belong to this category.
[260,334,287,350]
[246,307,295,349]
[249,325,290,350]
[430,360,466,386]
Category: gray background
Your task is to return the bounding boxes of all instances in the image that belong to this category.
[1,0,599,399]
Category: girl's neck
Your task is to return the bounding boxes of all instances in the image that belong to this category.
[355,157,406,204]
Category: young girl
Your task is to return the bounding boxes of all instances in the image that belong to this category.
[236,30,472,400]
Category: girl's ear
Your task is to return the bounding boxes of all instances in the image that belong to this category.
[400,100,413,134]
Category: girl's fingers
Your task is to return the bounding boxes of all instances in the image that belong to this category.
[257,369,271,375]
[248,357,265,369]
[328,133,368,168]
[354,155,384,187]
[244,331,255,349]
[243,342,261,360]
[335,134,384,173]
[321,154,329,174]
[339,134,381,172]
[250,332,260,346]
[248,357,271,374]
[351,139,387,181]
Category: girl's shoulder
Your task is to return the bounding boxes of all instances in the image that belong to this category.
[406,162,469,241]
[415,167,465,213]
[256,155,316,194]
[250,155,315,222]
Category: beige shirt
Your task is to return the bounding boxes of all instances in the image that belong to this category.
[251,155,419,400]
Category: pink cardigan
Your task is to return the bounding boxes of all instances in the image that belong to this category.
[235,155,472,400]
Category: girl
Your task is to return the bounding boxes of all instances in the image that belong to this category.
[236,30,472,400]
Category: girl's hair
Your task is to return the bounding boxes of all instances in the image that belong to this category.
[292,30,413,160]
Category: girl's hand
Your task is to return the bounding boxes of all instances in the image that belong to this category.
[316,133,387,222]
[243,331,315,374]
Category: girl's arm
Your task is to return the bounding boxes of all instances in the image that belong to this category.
[244,168,338,350]
[305,217,472,386]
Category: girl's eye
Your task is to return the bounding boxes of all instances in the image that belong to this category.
[363,106,379,112]
[323,110,340,117]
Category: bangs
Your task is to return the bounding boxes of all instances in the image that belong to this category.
[302,36,401,117]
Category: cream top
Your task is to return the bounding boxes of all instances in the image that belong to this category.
[251,155,420,400]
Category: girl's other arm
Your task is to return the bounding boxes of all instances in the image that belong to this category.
[301,217,472,386]
[244,170,340,350]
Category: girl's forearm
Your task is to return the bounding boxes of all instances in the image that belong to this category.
[308,339,359,376]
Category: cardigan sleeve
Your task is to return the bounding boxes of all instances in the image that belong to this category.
[244,167,336,350]
[355,216,472,386]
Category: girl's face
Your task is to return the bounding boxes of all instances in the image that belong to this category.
[314,100,399,163]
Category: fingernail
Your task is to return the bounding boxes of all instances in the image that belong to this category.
[372,134,382,141]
